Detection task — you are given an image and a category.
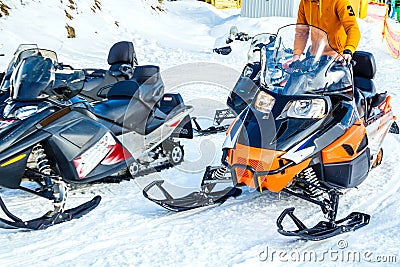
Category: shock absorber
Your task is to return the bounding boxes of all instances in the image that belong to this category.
[214,166,228,180]
[33,144,67,212]
[299,167,323,197]
[32,144,53,191]
[33,144,52,176]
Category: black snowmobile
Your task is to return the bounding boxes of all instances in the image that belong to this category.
[0,51,192,230]
[0,41,137,104]
[143,24,399,241]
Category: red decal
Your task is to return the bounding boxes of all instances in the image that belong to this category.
[73,157,86,179]
[170,120,181,127]
[101,143,132,165]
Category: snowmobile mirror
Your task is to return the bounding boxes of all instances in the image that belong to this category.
[57,62,64,70]
[213,46,232,55]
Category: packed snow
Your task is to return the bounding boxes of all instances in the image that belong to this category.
[0,0,400,266]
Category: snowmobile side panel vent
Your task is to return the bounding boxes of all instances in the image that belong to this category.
[323,148,370,188]
[60,119,102,148]
[356,135,368,153]
[342,144,354,156]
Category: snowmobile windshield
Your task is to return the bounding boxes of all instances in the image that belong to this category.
[12,55,85,101]
[260,24,353,99]
[11,55,55,101]
[1,45,58,91]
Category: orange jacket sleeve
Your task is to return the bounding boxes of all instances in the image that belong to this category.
[336,0,361,53]
[294,0,308,56]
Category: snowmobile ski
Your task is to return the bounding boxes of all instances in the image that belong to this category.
[192,117,229,136]
[0,195,101,230]
[142,180,242,212]
[276,207,370,241]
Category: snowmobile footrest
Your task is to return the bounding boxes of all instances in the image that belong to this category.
[276,207,370,241]
[143,180,242,212]
[0,196,101,230]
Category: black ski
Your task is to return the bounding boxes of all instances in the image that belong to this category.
[0,195,101,230]
[143,180,242,212]
[276,207,370,241]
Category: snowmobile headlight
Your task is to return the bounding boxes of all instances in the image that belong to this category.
[253,91,275,113]
[281,99,326,119]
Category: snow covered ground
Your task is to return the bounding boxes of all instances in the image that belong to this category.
[0,0,400,266]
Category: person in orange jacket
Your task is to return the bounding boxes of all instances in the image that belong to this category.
[286,0,360,66]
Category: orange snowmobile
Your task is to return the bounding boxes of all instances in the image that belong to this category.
[143,24,399,240]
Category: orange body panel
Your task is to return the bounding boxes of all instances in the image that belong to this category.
[322,121,366,164]
[227,143,311,193]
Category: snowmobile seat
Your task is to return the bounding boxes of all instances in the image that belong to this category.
[132,65,164,106]
[132,65,161,84]
[107,41,138,77]
[352,51,376,99]
[92,80,140,125]
[106,80,140,98]
[354,86,366,118]
[352,51,387,117]
[108,41,137,66]
[92,79,165,135]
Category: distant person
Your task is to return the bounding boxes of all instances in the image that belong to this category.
[396,0,400,21]
[284,0,361,67]
[387,0,392,18]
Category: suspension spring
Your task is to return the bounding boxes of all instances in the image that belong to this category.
[32,144,52,176]
[300,167,323,197]
[214,166,228,180]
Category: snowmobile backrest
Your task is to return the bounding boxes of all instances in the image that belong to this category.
[354,76,376,96]
[352,51,376,80]
[132,65,160,84]
[107,41,138,66]
[106,80,140,99]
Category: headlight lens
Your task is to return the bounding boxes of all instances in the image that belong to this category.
[253,91,275,113]
[281,99,326,119]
